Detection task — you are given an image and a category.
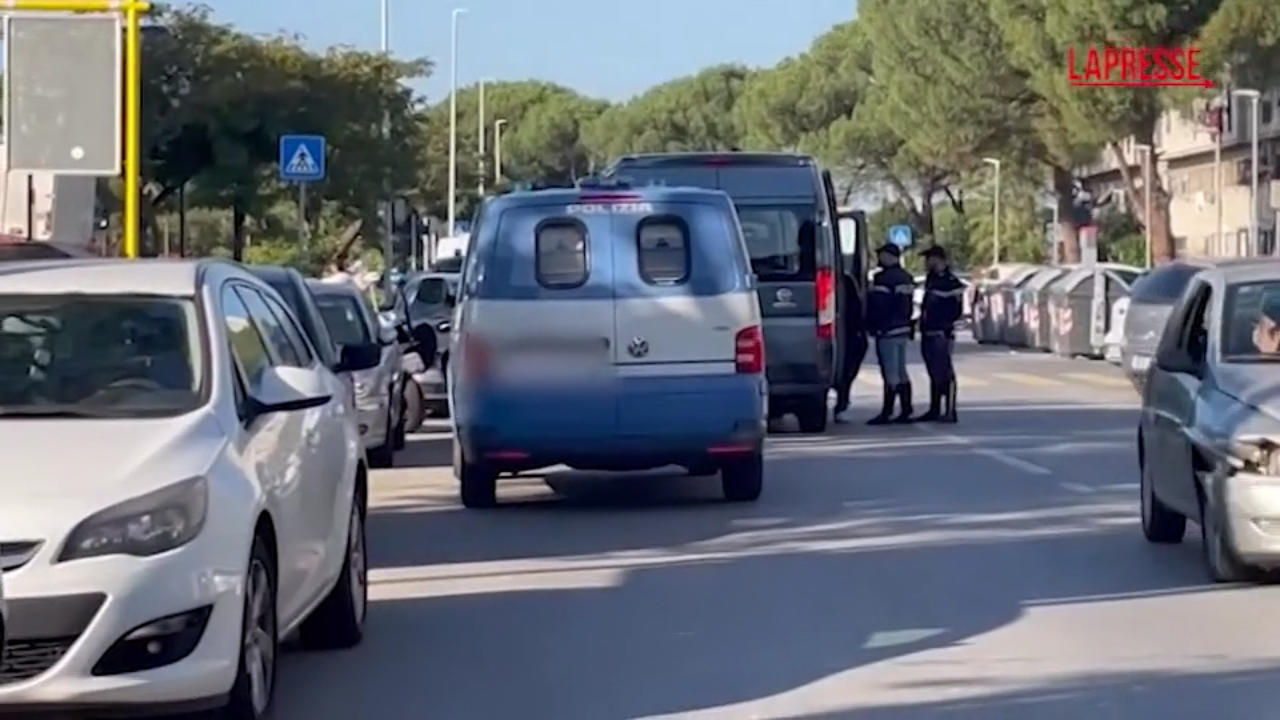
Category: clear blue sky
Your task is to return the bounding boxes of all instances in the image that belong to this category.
[203,0,856,102]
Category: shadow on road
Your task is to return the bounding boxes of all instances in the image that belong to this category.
[786,664,1280,718]
[278,517,1221,719]
[263,399,1243,720]
[367,404,1141,570]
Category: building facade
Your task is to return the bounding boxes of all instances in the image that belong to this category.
[1077,91,1280,259]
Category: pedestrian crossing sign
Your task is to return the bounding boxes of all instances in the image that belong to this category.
[278,134,326,182]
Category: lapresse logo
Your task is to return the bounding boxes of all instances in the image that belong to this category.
[1067,46,1212,88]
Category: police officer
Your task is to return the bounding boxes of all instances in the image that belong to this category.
[866,244,915,425]
[916,245,964,423]
[833,271,868,422]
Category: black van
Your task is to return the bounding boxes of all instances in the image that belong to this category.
[603,152,868,432]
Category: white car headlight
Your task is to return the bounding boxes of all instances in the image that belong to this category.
[58,477,208,562]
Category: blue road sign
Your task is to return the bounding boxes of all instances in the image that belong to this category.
[888,224,913,248]
[278,134,326,182]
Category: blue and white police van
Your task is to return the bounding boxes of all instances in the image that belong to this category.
[448,179,768,508]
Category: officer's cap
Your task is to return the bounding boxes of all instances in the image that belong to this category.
[876,243,901,257]
[919,245,948,260]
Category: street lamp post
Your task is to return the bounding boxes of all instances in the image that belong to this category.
[446,7,468,237]
[1234,88,1262,255]
[982,157,1002,265]
[477,78,487,197]
[493,119,508,185]
[379,0,394,282]
[1134,143,1154,267]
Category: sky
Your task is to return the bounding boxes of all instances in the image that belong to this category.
[203,0,857,102]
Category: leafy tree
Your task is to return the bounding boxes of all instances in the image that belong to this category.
[416,81,607,219]
[582,65,754,160]
[134,6,429,259]
[987,0,1223,263]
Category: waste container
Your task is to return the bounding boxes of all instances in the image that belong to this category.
[970,263,1032,344]
[1000,265,1051,346]
[1020,266,1070,351]
[1047,266,1135,358]
[987,265,1041,346]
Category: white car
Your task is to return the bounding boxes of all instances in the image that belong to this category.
[0,258,376,719]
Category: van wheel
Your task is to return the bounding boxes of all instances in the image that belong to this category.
[796,395,828,433]
[721,452,763,502]
[455,440,497,509]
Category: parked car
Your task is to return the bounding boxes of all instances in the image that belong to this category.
[1121,261,1208,392]
[402,272,457,420]
[0,258,377,718]
[308,280,408,467]
[247,266,433,465]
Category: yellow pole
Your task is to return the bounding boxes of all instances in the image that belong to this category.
[122,2,142,259]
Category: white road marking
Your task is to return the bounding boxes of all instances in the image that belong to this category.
[915,424,1054,475]
[1059,482,1095,493]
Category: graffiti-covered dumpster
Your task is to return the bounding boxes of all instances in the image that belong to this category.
[1047,266,1134,358]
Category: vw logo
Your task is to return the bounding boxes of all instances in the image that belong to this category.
[627,337,649,358]
[776,288,793,303]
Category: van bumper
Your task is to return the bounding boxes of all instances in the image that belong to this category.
[457,424,765,473]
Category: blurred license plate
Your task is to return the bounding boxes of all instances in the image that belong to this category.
[498,348,606,383]
[1131,355,1151,371]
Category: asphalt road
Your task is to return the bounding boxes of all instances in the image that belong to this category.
[273,339,1280,719]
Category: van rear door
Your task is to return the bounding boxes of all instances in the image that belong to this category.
[608,198,755,435]
[475,202,616,437]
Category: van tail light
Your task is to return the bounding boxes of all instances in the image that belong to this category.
[460,333,491,378]
[815,268,835,340]
[735,326,764,374]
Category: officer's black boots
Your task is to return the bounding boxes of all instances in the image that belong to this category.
[892,383,914,423]
[939,381,958,423]
[915,385,943,422]
[866,386,895,425]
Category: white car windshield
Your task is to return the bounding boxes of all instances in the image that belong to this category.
[0,295,204,417]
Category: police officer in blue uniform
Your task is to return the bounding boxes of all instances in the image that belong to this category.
[866,244,916,425]
[916,245,964,423]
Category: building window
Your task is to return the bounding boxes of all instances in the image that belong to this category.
[1263,100,1275,126]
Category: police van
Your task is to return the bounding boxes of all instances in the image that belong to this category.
[449,179,768,508]
[604,152,868,433]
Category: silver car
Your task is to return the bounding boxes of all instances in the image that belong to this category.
[308,280,406,468]
[1121,262,1206,392]
[1139,259,1280,582]
[402,272,458,418]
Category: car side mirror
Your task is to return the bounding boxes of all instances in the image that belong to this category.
[249,366,332,418]
[334,342,382,373]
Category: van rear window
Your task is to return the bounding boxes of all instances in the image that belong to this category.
[735,204,816,281]
[535,220,588,288]
[636,218,690,285]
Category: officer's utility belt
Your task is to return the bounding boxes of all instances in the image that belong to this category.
[923,329,954,338]
[879,327,911,338]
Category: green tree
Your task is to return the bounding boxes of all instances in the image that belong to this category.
[583,65,753,160]
[417,81,607,218]
[987,0,1223,263]
[136,7,430,259]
